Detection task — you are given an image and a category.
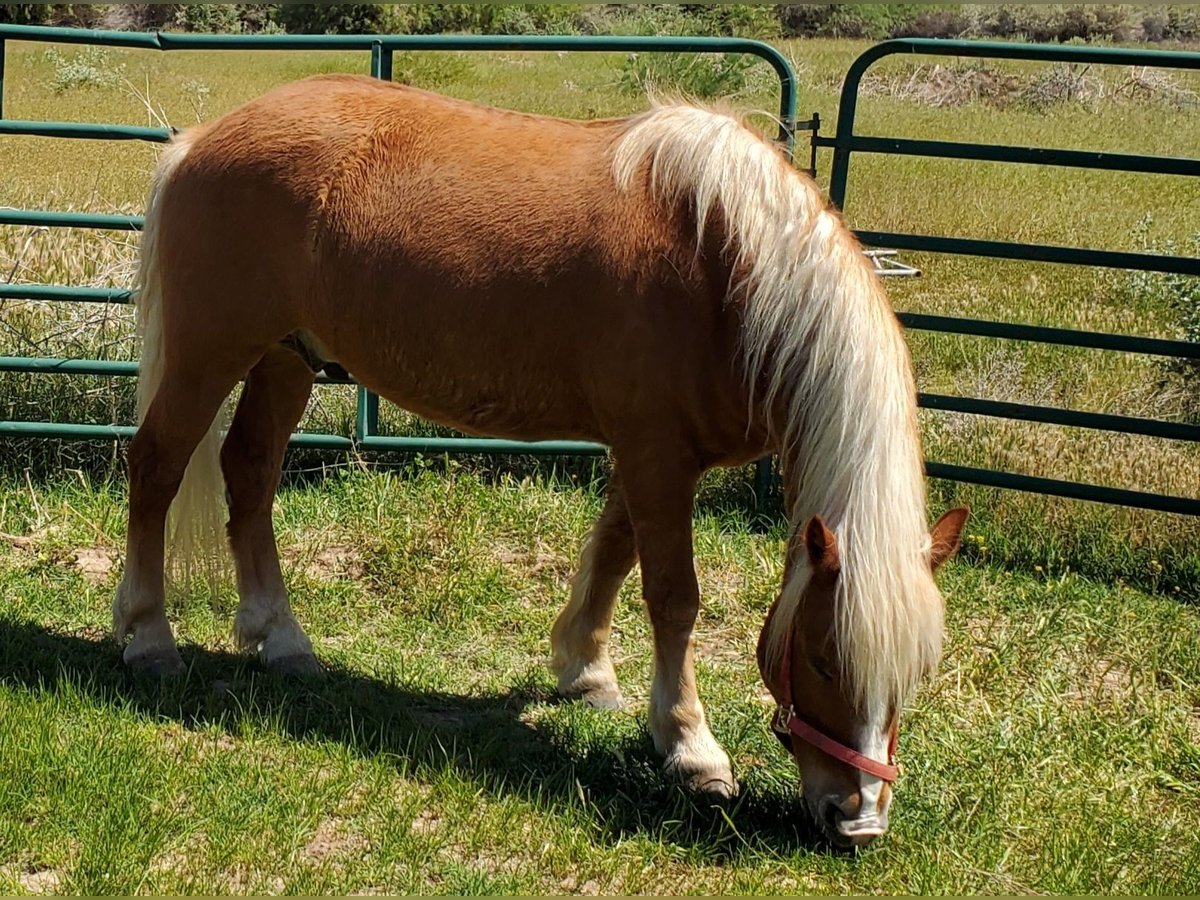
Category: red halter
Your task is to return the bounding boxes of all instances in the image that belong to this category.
[771,626,901,783]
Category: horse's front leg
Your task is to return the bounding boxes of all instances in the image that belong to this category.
[619,451,737,798]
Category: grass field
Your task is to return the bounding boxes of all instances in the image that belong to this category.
[1,32,1199,895]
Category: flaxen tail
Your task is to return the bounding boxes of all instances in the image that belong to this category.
[134,132,229,591]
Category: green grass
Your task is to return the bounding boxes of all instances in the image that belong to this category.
[1,33,1200,894]
[1,467,1198,894]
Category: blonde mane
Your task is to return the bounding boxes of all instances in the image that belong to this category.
[612,103,942,710]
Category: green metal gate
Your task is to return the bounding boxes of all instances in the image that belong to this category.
[817,38,1200,516]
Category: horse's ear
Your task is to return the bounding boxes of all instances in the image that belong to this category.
[803,515,839,576]
[930,506,969,571]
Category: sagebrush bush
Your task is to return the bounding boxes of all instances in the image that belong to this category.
[617,51,769,99]
[274,3,388,35]
[42,46,127,92]
[172,4,245,35]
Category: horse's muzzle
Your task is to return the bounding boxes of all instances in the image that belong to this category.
[816,797,889,849]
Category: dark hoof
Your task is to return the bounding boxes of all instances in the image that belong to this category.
[579,687,627,710]
[689,774,740,801]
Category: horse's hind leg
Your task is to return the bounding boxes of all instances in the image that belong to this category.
[220,346,319,676]
[115,362,247,675]
[617,448,736,798]
[550,469,636,709]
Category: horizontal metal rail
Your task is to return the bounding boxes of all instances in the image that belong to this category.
[0,419,605,456]
[925,461,1200,517]
[8,357,1194,444]
[0,209,143,230]
[0,356,136,377]
[899,312,1200,360]
[0,284,130,303]
[814,134,1200,177]
[918,392,1200,442]
[0,119,170,141]
[857,231,1200,276]
[0,356,354,385]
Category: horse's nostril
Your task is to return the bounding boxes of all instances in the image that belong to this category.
[820,798,841,830]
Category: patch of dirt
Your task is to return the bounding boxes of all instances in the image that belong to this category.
[410,809,442,837]
[697,564,745,604]
[0,532,36,552]
[494,544,572,582]
[225,866,285,895]
[303,817,367,862]
[1066,658,1134,706]
[286,542,364,581]
[559,875,600,894]
[17,868,61,895]
[72,546,116,584]
[693,624,750,667]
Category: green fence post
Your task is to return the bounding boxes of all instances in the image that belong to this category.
[354,41,393,444]
[371,40,393,81]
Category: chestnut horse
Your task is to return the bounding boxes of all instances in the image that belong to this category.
[113,75,966,847]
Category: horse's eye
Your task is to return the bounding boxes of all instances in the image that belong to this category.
[809,656,835,683]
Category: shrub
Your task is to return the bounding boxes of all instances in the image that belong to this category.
[681,4,780,38]
[891,7,972,39]
[1164,5,1200,40]
[777,4,937,39]
[275,4,388,35]
[618,50,768,99]
[43,46,126,92]
[487,4,585,35]
[0,4,48,25]
[172,4,244,34]
[972,5,1135,43]
[102,4,178,32]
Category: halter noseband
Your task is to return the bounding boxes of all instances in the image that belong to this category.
[771,625,901,783]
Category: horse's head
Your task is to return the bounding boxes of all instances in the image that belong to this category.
[757,508,968,848]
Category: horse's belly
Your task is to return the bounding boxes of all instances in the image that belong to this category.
[310,306,603,443]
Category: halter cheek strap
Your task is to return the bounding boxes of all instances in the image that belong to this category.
[771,626,901,783]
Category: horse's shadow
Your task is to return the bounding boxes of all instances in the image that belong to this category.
[0,617,824,858]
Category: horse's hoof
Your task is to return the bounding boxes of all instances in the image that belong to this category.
[123,644,185,677]
[579,687,626,710]
[264,652,325,679]
[689,773,740,801]
[555,664,624,709]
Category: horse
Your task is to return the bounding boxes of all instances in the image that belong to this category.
[112,74,967,848]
